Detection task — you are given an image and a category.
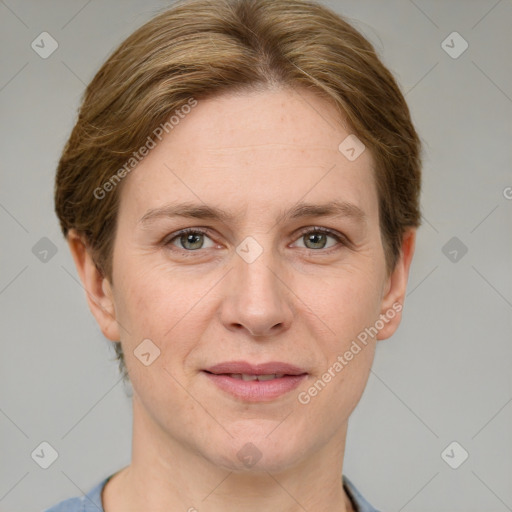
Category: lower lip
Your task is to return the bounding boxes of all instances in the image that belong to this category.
[203,372,307,402]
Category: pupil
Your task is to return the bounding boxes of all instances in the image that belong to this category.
[307,233,325,249]
[183,233,202,249]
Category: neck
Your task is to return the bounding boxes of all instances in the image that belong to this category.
[103,394,353,512]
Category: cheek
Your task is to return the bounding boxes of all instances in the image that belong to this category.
[299,283,378,426]
[113,263,213,367]
[300,270,382,414]
[114,260,183,329]
[308,265,384,345]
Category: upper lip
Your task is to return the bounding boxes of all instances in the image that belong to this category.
[204,361,307,376]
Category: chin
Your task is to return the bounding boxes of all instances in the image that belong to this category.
[201,425,306,474]
[215,450,304,475]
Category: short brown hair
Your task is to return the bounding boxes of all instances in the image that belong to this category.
[55,0,422,382]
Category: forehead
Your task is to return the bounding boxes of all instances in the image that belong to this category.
[119,87,378,221]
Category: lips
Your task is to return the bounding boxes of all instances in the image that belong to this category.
[228,373,285,381]
[204,361,307,376]
[203,361,308,402]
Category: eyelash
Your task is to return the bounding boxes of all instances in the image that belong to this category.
[163,226,348,255]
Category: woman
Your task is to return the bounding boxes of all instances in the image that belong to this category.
[45,0,421,510]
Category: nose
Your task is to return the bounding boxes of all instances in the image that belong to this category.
[218,247,294,338]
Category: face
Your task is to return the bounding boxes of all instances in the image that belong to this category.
[79,87,413,473]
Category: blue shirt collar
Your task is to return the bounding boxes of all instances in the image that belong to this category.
[44,473,381,511]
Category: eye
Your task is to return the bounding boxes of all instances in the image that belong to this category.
[165,228,216,251]
[292,227,345,251]
[163,226,347,255]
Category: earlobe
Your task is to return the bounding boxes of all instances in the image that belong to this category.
[377,229,416,341]
[66,229,120,341]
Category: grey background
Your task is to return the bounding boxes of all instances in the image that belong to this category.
[1,0,511,511]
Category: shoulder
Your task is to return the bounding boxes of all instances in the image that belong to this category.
[343,474,383,512]
[41,475,111,512]
[42,495,85,512]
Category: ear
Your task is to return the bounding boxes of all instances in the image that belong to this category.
[66,229,120,341]
[376,229,416,340]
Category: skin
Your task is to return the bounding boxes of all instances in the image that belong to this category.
[68,86,415,512]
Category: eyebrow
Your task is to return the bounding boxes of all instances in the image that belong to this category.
[138,199,366,225]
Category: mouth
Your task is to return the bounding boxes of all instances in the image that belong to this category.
[219,373,287,381]
[202,361,308,402]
